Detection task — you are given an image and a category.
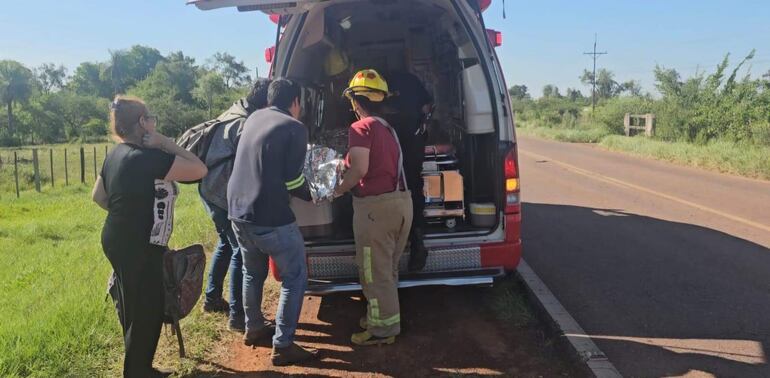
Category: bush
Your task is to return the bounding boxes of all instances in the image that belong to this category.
[594,97,655,135]
[82,118,108,138]
[514,97,588,129]
[750,121,770,146]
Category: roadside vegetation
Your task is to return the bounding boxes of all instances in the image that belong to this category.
[511,50,770,180]
[1,46,253,147]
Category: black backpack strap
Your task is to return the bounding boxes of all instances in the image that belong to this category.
[173,317,185,358]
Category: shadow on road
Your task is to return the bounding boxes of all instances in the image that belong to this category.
[522,202,770,377]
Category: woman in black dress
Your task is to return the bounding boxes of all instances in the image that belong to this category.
[92,96,207,377]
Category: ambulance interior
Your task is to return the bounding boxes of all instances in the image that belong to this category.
[286,0,501,241]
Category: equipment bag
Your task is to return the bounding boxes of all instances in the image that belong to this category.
[176,114,243,182]
[106,244,206,358]
[162,244,206,358]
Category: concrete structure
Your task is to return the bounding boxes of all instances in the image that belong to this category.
[624,113,655,137]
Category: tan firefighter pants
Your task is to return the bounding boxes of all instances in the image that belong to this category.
[352,190,413,338]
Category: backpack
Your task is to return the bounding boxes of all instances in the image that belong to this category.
[162,244,206,358]
[176,113,243,171]
[106,244,206,358]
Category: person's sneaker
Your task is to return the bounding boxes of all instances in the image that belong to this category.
[351,330,396,346]
[271,343,319,366]
[202,297,229,313]
[243,321,276,346]
[228,317,246,333]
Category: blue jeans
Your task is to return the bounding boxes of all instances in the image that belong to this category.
[201,198,244,322]
[232,221,308,348]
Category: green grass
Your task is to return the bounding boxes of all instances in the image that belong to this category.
[517,124,770,181]
[487,278,534,328]
[600,135,770,180]
[0,183,230,377]
[516,124,611,143]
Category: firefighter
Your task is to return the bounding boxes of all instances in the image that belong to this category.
[385,71,433,272]
[334,69,413,345]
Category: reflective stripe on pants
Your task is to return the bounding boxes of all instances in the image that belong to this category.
[353,190,413,337]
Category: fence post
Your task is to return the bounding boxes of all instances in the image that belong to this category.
[80,147,85,184]
[32,149,41,192]
[64,148,69,186]
[14,151,20,198]
[104,145,108,161]
[93,146,97,180]
[49,149,54,188]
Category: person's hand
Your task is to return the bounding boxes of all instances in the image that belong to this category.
[142,131,171,151]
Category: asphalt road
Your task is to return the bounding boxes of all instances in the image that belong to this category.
[518,135,770,377]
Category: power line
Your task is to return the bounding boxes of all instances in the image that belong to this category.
[584,33,607,113]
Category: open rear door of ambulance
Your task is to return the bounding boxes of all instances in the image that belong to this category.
[187,0,318,13]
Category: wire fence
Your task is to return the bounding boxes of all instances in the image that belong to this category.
[0,144,112,199]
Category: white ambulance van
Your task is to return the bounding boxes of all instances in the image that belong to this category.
[189,0,522,293]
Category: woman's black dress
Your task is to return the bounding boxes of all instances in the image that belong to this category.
[100,143,174,378]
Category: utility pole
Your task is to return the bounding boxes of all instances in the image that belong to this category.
[584,34,607,113]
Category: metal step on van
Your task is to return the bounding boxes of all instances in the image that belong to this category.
[189,0,522,293]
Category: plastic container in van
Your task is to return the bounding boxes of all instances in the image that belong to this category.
[469,203,496,228]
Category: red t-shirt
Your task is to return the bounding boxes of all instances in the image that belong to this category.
[346,117,400,197]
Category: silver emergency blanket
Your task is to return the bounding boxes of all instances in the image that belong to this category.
[303,145,344,202]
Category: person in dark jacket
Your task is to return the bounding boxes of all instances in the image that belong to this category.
[385,71,433,271]
[200,79,270,334]
[92,95,207,377]
[228,79,318,366]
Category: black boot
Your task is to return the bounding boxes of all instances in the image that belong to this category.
[408,228,428,272]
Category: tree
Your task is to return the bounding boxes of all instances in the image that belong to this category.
[69,62,112,98]
[193,71,227,117]
[25,91,108,142]
[620,80,643,97]
[209,52,251,88]
[565,88,584,102]
[130,53,205,137]
[508,85,530,100]
[653,66,682,98]
[542,84,561,98]
[0,60,35,134]
[581,68,620,99]
[36,63,68,94]
[105,45,165,95]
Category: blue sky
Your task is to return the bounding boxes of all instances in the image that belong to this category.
[2,0,769,97]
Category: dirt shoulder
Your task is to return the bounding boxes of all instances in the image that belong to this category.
[191,280,578,377]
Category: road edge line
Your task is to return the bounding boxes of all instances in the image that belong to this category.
[517,259,623,378]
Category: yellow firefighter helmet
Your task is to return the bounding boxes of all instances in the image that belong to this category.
[343,69,389,102]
